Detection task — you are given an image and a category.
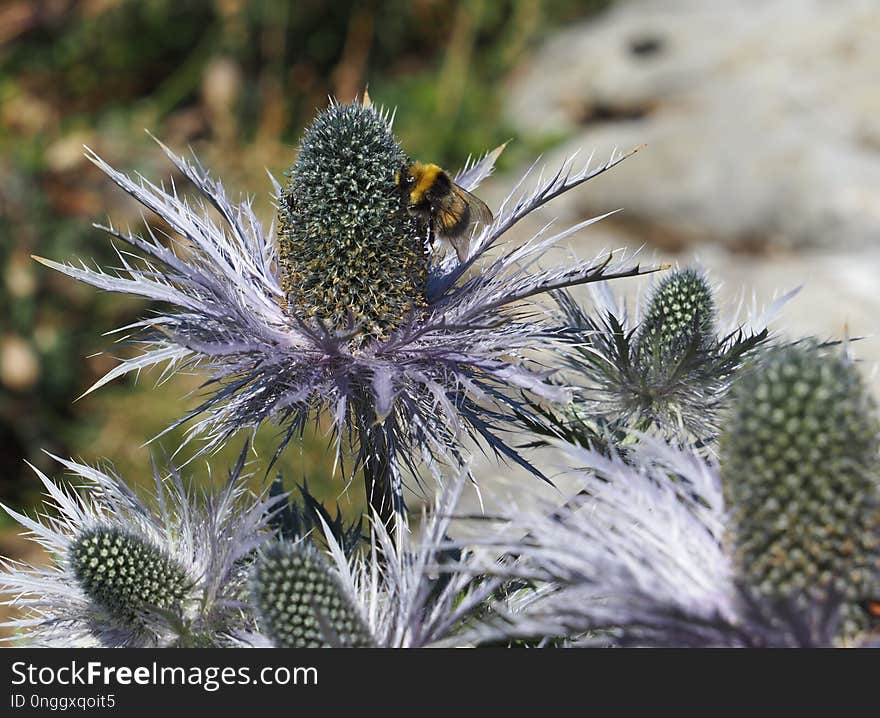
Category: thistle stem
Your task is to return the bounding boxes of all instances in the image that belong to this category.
[363,424,396,532]
[356,393,399,549]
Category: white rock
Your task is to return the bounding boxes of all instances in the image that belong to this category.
[505,0,880,251]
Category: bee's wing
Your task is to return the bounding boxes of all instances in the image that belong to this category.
[446,234,470,263]
[438,185,493,262]
[436,202,471,262]
[452,184,493,226]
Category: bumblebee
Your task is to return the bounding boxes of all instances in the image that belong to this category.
[396,162,493,262]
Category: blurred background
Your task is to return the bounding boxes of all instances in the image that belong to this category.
[1,0,878,561]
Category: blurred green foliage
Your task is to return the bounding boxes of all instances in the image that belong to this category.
[0,0,609,519]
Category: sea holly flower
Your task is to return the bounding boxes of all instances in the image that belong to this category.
[251,540,374,648]
[276,100,426,342]
[35,96,653,526]
[244,467,501,648]
[637,268,717,359]
[721,342,880,641]
[522,268,792,450]
[467,437,874,647]
[0,447,281,647]
[69,527,191,631]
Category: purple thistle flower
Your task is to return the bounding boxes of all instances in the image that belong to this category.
[532,268,797,448]
[0,447,282,647]
[465,438,866,647]
[35,96,654,527]
[239,465,501,648]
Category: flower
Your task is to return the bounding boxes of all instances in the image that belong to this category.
[525,267,792,448]
[250,540,374,648]
[467,421,879,647]
[636,267,718,372]
[722,341,880,640]
[36,96,652,524]
[0,447,281,647]
[68,527,190,630]
[276,100,426,341]
[243,466,501,648]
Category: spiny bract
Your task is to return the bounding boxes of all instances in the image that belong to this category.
[252,541,373,648]
[70,527,190,625]
[721,343,880,638]
[277,102,427,340]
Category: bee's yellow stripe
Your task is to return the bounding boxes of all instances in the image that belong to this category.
[410,162,443,205]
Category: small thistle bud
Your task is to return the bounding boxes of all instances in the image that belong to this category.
[69,527,190,625]
[252,541,373,648]
[277,101,428,341]
[637,268,716,359]
[721,344,880,636]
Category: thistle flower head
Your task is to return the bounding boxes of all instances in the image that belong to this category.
[0,447,281,647]
[251,540,373,648]
[277,102,426,339]
[538,268,788,445]
[468,439,860,647]
[37,96,653,518]
[240,466,500,648]
[69,527,190,628]
[721,342,880,639]
[636,267,716,364]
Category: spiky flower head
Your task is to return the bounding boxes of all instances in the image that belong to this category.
[0,447,281,646]
[467,439,861,647]
[37,96,652,524]
[252,540,373,648]
[537,268,785,446]
[721,342,880,639]
[69,527,190,628]
[240,467,500,648]
[636,268,716,364]
[278,102,426,339]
